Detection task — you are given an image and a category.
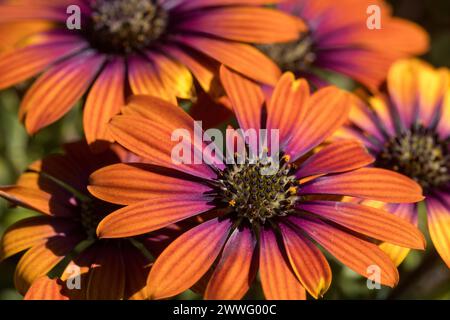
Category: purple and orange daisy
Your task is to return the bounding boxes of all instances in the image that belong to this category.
[0,141,184,299]
[337,59,450,268]
[0,0,304,147]
[89,68,425,300]
[258,0,429,90]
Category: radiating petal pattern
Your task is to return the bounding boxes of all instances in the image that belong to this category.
[379,203,418,266]
[220,66,264,133]
[300,168,424,203]
[259,228,306,300]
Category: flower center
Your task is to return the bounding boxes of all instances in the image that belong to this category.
[376,124,450,191]
[215,155,299,224]
[257,35,316,74]
[90,0,168,53]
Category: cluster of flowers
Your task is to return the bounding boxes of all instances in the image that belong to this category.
[0,0,448,300]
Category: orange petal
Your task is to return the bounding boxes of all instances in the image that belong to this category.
[14,235,82,295]
[89,163,212,206]
[0,40,87,89]
[147,51,194,100]
[300,168,424,203]
[110,96,217,179]
[378,203,417,266]
[0,216,78,261]
[417,63,448,126]
[0,4,67,22]
[87,243,125,300]
[189,91,233,129]
[266,73,309,144]
[285,87,351,161]
[162,45,218,94]
[388,59,448,127]
[178,35,281,85]
[59,244,98,300]
[147,218,232,300]
[5,171,77,216]
[123,242,152,300]
[368,96,396,137]
[437,87,450,138]
[387,59,419,129]
[0,183,74,217]
[109,116,216,180]
[24,276,68,300]
[370,18,429,57]
[204,227,256,300]
[279,223,331,299]
[220,65,264,132]
[426,196,450,268]
[292,217,399,287]
[299,201,425,249]
[296,140,374,178]
[259,227,306,300]
[97,196,214,239]
[84,57,125,148]
[22,51,105,134]
[179,7,304,43]
[178,0,286,11]
[0,21,52,53]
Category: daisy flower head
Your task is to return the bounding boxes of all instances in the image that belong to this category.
[258,0,429,90]
[89,68,426,300]
[338,59,450,267]
[0,0,304,147]
[0,141,182,300]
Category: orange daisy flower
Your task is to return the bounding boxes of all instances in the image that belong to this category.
[0,0,304,147]
[0,141,183,299]
[89,68,425,300]
[258,0,429,90]
[337,59,450,267]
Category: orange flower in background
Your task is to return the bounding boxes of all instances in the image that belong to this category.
[0,141,185,300]
[89,69,425,300]
[337,59,450,268]
[258,0,429,90]
[0,0,304,147]
[24,276,70,300]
